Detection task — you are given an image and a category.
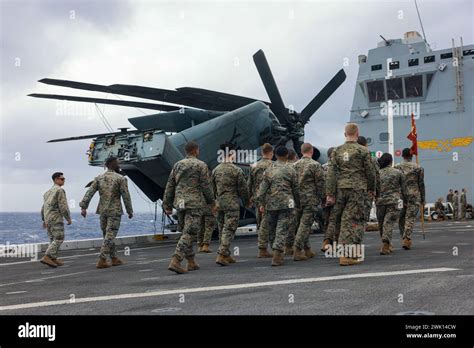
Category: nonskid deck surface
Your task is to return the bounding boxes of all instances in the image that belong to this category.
[0,220,472,315]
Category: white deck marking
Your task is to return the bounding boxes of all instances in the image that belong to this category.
[0,271,89,287]
[0,244,173,267]
[5,291,27,295]
[0,267,459,311]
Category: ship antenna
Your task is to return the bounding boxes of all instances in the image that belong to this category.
[414,0,428,44]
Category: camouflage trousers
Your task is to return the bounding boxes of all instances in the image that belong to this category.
[453,205,459,220]
[197,214,216,246]
[99,215,121,260]
[324,204,341,242]
[399,202,419,240]
[364,195,374,222]
[45,222,65,259]
[257,210,270,250]
[173,208,202,262]
[285,209,298,248]
[294,207,315,250]
[332,189,366,245]
[460,205,467,219]
[267,209,292,252]
[216,210,240,257]
[376,204,400,243]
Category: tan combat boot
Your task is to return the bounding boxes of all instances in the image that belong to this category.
[216,254,229,266]
[258,248,272,258]
[304,248,316,258]
[271,250,284,266]
[197,245,203,252]
[186,257,200,271]
[201,244,211,253]
[40,255,57,268]
[284,246,294,256]
[225,255,236,264]
[389,243,394,252]
[96,258,111,269]
[111,257,124,266]
[402,238,412,250]
[51,258,64,266]
[339,257,361,266]
[321,239,331,252]
[168,256,187,274]
[293,248,308,261]
[380,242,390,255]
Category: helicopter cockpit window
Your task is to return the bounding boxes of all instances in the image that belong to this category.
[367,80,385,103]
[404,75,423,98]
[386,78,403,100]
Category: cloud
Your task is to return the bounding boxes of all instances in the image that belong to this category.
[1,0,473,211]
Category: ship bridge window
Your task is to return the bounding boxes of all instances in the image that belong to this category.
[404,75,423,98]
[463,49,474,56]
[440,52,453,59]
[379,132,389,142]
[371,64,382,71]
[389,61,400,70]
[386,78,403,100]
[408,58,419,67]
[367,80,385,102]
[424,55,435,63]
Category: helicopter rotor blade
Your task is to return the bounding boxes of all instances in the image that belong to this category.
[252,49,289,125]
[28,93,182,112]
[299,69,346,125]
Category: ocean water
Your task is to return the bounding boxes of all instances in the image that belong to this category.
[0,212,165,245]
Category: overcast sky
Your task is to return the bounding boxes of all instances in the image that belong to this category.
[1,0,473,212]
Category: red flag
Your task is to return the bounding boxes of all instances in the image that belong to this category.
[407,113,418,156]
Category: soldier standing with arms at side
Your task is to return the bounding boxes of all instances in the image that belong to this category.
[326,123,375,266]
[40,172,71,268]
[292,143,324,261]
[460,188,467,220]
[357,136,380,224]
[163,141,216,274]
[255,146,300,267]
[248,143,274,258]
[212,143,250,266]
[321,147,338,252]
[447,189,454,207]
[453,190,460,220]
[395,148,425,250]
[80,157,133,269]
[197,167,217,253]
[284,149,299,256]
[376,153,408,255]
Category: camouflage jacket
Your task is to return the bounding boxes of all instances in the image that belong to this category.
[255,160,300,211]
[326,141,376,196]
[447,192,454,203]
[41,184,71,225]
[372,156,381,197]
[293,156,325,207]
[394,160,425,204]
[248,158,274,201]
[435,201,444,211]
[162,155,214,211]
[212,162,249,211]
[453,194,459,207]
[460,192,467,206]
[79,169,133,216]
[376,166,408,206]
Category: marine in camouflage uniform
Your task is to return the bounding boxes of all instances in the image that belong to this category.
[326,124,376,266]
[212,144,250,266]
[394,148,425,249]
[255,146,300,266]
[292,143,324,260]
[375,153,408,255]
[163,141,215,274]
[453,191,459,220]
[446,189,454,207]
[248,143,274,257]
[80,157,133,268]
[460,189,467,220]
[321,148,339,251]
[40,172,71,267]
[357,136,380,223]
[284,150,299,255]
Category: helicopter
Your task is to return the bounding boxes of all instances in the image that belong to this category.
[29,49,346,225]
